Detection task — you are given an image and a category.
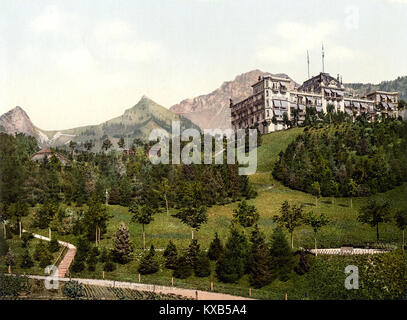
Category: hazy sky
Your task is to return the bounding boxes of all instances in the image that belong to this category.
[1,0,406,130]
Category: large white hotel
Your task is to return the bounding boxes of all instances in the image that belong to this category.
[230,72,399,133]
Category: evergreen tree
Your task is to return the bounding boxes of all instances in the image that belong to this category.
[138,244,159,275]
[82,194,110,245]
[164,241,178,269]
[20,248,34,269]
[187,239,200,267]
[39,248,53,268]
[33,201,59,229]
[173,255,193,279]
[112,222,133,264]
[33,241,47,261]
[248,225,273,288]
[233,200,259,228]
[194,251,211,277]
[4,248,15,267]
[215,226,249,283]
[269,228,295,281]
[208,232,223,261]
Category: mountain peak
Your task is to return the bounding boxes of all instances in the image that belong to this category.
[0,105,37,138]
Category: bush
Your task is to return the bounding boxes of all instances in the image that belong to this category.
[48,238,60,253]
[21,233,33,248]
[34,242,47,261]
[39,248,53,268]
[20,248,34,269]
[194,252,211,277]
[71,259,85,273]
[164,241,177,269]
[173,255,193,279]
[103,261,116,272]
[62,280,84,299]
[0,274,29,297]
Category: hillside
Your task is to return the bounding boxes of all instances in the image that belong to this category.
[170,69,297,130]
[345,76,407,101]
[0,96,199,149]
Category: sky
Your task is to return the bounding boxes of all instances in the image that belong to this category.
[0,0,406,130]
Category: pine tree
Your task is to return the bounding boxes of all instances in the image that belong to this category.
[20,248,34,269]
[194,251,211,277]
[4,248,15,267]
[112,222,133,264]
[164,241,178,269]
[208,232,223,261]
[34,242,47,261]
[248,225,273,288]
[39,248,53,268]
[138,244,159,275]
[173,255,193,279]
[269,227,295,281]
[215,226,249,283]
[233,200,259,228]
[187,239,200,267]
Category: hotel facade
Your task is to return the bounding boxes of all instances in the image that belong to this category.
[230,72,399,133]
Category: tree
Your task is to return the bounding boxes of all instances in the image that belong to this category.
[282,112,290,129]
[34,242,47,261]
[69,140,77,158]
[215,226,249,283]
[130,203,155,250]
[4,248,15,268]
[194,251,211,277]
[208,232,223,261]
[164,241,177,269]
[112,222,133,264]
[154,177,170,216]
[273,201,304,248]
[348,178,358,208]
[187,239,200,267]
[310,181,321,207]
[248,225,272,288]
[39,248,53,268]
[9,202,29,238]
[232,200,259,228]
[48,237,60,253]
[33,201,59,229]
[394,210,407,250]
[102,139,112,152]
[138,244,159,275]
[358,199,391,242]
[173,255,193,279]
[303,211,330,254]
[269,227,295,281]
[117,137,125,149]
[82,194,110,246]
[173,206,208,239]
[84,141,93,151]
[20,248,34,269]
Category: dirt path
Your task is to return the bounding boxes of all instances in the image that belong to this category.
[26,275,253,300]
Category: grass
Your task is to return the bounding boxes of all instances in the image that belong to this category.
[6,127,407,299]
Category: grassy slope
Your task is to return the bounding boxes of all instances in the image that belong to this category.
[11,126,407,299]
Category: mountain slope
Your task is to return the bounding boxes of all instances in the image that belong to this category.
[170,69,297,130]
[0,96,199,149]
[345,76,407,101]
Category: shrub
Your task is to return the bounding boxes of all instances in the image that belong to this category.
[62,280,84,299]
[103,261,116,272]
[21,233,33,248]
[39,248,53,268]
[0,274,29,297]
[164,241,177,269]
[71,259,85,273]
[48,238,60,253]
[20,248,34,269]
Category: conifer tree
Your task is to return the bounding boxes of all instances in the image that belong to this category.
[208,232,223,261]
[215,226,249,283]
[48,237,60,253]
[233,200,259,228]
[269,227,295,281]
[4,248,15,267]
[164,241,178,269]
[187,239,200,267]
[112,222,133,264]
[248,225,273,288]
[138,244,159,275]
[194,251,211,277]
[173,255,193,279]
[39,248,53,268]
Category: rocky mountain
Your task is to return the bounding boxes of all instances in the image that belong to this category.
[170,69,297,130]
[345,76,407,101]
[0,96,199,150]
